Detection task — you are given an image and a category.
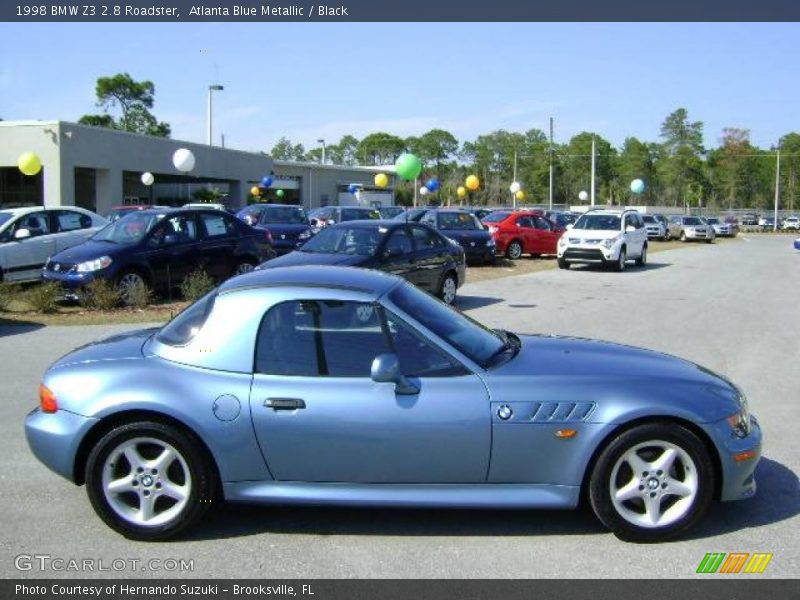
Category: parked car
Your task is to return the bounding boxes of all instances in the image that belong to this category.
[667,216,715,243]
[239,204,313,255]
[641,215,668,241]
[25,265,762,542]
[703,217,736,237]
[740,213,759,226]
[182,203,227,211]
[391,208,429,223]
[0,206,108,283]
[466,207,494,222]
[42,208,274,303]
[257,220,466,304]
[482,210,564,259]
[724,215,740,231]
[653,214,672,239]
[106,205,169,223]
[781,216,800,231]
[557,209,648,271]
[760,216,779,231]
[308,206,381,229]
[543,210,580,230]
[419,209,496,264]
[377,206,406,219]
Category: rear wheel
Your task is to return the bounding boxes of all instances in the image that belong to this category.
[705,238,713,244]
[636,244,647,267]
[438,272,458,305]
[557,258,570,270]
[588,422,714,543]
[506,240,523,260]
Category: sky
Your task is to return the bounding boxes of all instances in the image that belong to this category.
[1,22,798,153]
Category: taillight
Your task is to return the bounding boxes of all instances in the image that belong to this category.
[39,384,58,413]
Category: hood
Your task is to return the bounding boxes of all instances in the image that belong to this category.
[259,251,371,268]
[49,328,156,370]
[49,239,130,264]
[566,229,621,241]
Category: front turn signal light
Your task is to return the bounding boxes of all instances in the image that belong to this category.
[39,384,58,413]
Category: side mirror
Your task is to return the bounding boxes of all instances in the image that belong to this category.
[370,353,419,395]
[14,228,31,240]
[565,223,574,230]
[625,225,636,233]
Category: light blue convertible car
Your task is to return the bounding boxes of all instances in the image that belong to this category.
[25,266,761,542]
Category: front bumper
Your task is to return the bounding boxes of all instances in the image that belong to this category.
[683,229,714,240]
[42,268,105,291]
[558,243,619,263]
[25,407,98,483]
[703,414,763,502]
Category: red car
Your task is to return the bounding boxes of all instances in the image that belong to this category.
[482,210,564,259]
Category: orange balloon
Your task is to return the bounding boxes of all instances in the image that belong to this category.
[465,175,480,191]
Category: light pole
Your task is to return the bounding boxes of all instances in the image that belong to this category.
[317,139,326,164]
[207,84,224,146]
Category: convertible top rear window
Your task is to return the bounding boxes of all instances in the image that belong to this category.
[156,289,217,346]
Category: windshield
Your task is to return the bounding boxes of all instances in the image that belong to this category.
[437,212,482,231]
[379,207,405,218]
[392,209,426,221]
[684,217,703,225]
[388,282,506,367]
[0,212,14,229]
[642,215,656,223]
[705,218,719,224]
[299,225,384,255]
[259,206,308,225]
[483,211,511,223]
[574,214,621,231]
[156,289,217,346]
[341,208,380,221]
[92,212,165,244]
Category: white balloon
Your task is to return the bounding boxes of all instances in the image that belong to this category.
[172,148,196,173]
[578,190,589,202]
[419,186,429,196]
[509,181,521,194]
[141,172,154,186]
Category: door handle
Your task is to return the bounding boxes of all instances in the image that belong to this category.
[264,397,306,410]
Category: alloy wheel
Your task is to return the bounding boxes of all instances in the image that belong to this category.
[441,275,457,305]
[118,273,145,304]
[235,262,255,275]
[508,242,522,260]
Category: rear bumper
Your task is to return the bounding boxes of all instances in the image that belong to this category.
[25,407,98,483]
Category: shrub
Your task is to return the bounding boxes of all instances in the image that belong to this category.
[0,282,19,311]
[181,268,215,302]
[24,282,61,314]
[124,279,153,309]
[83,278,120,311]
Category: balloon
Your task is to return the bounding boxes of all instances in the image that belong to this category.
[509,181,521,194]
[425,178,440,192]
[395,153,422,181]
[419,186,430,196]
[17,152,42,176]
[374,173,389,188]
[515,190,525,201]
[630,178,646,194]
[465,175,480,191]
[250,186,261,196]
[578,190,589,202]
[261,176,273,187]
[172,148,195,172]
[347,184,358,194]
[456,186,467,198]
[141,172,154,186]
[276,189,285,198]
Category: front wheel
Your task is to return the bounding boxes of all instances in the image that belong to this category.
[636,245,647,267]
[588,422,714,543]
[85,421,216,541]
[234,259,257,275]
[679,231,687,242]
[438,272,458,305]
[557,258,570,270]
[117,271,148,306]
[614,247,627,272]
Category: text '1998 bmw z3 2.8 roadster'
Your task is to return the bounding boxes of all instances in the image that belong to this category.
[25,266,761,542]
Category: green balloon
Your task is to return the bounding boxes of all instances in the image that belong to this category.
[395,153,422,181]
[276,189,285,198]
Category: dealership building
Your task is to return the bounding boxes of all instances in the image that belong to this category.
[0,120,396,215]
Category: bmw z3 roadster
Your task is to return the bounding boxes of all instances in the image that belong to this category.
[25,266,762,542]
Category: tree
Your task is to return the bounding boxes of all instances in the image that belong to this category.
[779,133,800,212]
[357,132,406,165]
[658,108,706,206]
[560,132,617,205]
[327,135,360,166]
[615,137,658,204]
[79,73,171,137]
[270,137,305,161]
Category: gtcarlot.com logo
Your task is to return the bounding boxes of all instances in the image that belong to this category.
[14,554,195,573]
[696,552,773,574]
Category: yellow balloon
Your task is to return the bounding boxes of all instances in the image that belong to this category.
[18,152,42,176]
[456,186,467,198]
[250,186,261,196]
[515,190,525,201]
[465,175,480,191]
[374,172,389,188]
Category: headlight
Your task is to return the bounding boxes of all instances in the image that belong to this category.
[76,256,112,273]
[298,229,312,240]
[602,235,620,249]
[486,239,495,247]
[727,411,751,438]
[558,235,568,247]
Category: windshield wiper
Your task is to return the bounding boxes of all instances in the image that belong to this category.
[485,330,521,367]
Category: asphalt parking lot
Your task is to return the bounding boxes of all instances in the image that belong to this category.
[1,235,797,579]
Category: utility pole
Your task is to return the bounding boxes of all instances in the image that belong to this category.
[774,149,781,232]
[548,117,554,210]
[512,151,518,209]
[207,84,224,145]
[590,135,596,207]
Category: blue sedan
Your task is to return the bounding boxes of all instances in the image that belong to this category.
[25,266,761,542]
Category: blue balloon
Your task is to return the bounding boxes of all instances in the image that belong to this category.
[261,176,273,187]
[348,184,358,194]
[425,178,440,192]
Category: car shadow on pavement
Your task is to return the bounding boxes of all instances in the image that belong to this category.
[454,296,504,310]
[570,261,671,273]
[0,319,45,337]
[686,457,800,540]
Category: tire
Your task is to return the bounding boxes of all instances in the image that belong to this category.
[557,258,570,270]
[588,422,714,543]
[85,421,217,541]
[705,239,713,244]
[117,271,148,306]
[233,258,257,276]
[438,271,458,305]
[679,231,687,242]
[636,244,647,267]
[614,247,627,272]
[506,240,523,260]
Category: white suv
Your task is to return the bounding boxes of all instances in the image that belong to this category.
[557,209,648,271]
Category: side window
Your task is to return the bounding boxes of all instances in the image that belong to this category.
[255,300,389,377]
[670,216,680,224]
[410,225,443,250]
[385,228,413,255]
[151,215,198,246]
[516,216,534,228]
[52,210,92,233]
[534,217,552,231]
[14,212,50,237]
[201,213,237,238]
[385,312,467,378]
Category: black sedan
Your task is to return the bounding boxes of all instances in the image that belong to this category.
[258,220,466,304]
[419,209,496,264]
[43,208,275,303]
[236,204,314,255]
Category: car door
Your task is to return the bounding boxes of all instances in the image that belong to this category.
[409,224,448,291]
[513,215,535,253]
[196,212,239,280]
[49,209,96,253]
[249,299,491,483]
[2,212,55,281]
[378,226,417,283]
[142,214,202,289]
[533,216,560,254]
